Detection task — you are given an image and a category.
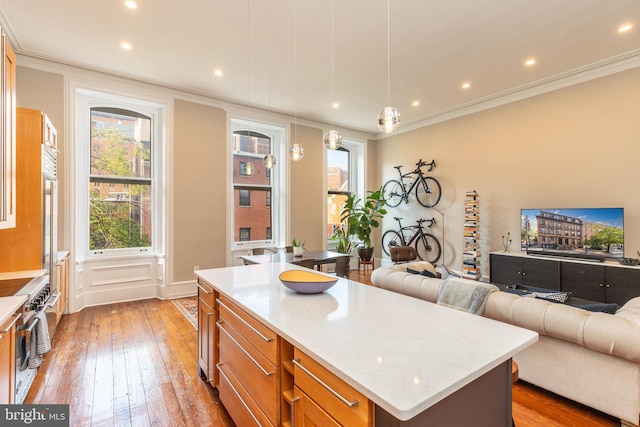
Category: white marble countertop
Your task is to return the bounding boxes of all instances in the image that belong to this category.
[0,295,27,326]
[196,263,538,421]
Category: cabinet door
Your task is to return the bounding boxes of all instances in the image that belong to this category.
[293,386,341,427]
[521,258,560,290]
[561,263,605,302]
[0,33,16,230]
[0,313,17,403]
[489,254,522,285]
[198,297,215,382]
[605,267,640,305]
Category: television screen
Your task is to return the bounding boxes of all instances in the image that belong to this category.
[521,208,624,260]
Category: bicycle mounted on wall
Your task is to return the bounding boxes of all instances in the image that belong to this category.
[382,217,442,264]
[382,159,441,208]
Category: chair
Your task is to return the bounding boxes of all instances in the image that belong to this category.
[252,247,276,255]
[297,259,316,269]
[334,256,350,278]
[389,246,417,263]
[284,246,294,253]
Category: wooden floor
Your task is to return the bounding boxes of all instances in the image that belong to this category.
[25,268,619,427]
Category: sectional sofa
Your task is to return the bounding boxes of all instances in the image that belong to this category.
[371,261,640,427]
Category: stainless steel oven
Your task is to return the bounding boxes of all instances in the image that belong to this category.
[8,275,51,404]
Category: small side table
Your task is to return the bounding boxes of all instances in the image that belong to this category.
[358,259,374,272]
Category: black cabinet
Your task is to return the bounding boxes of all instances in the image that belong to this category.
[489,254,560,290]
[491,253,640,305]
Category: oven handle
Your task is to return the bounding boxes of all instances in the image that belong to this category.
[17,317,39,333]
[45,292,62,309]
[0,313,22,334]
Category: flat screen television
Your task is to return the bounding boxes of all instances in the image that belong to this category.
[521,208,624,261]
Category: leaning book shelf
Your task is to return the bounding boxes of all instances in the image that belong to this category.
[462,191,481,280]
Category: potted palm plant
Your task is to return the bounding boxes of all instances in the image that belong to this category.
[340,188,387,262]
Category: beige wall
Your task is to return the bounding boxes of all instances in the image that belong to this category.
[173,99,228,282]
[375,67,640,276]
[290,124,325,249]
[15,67,66,248]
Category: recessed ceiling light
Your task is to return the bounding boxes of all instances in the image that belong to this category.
[461,82,471,89]
[412,100,420,107]
[124,1,137,9]
[213,69,223,77]
[121,42,132,50]
[332,102,340,109]
[524,58,536,67]
[618,23,633,33]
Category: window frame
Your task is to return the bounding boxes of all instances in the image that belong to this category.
[230,118,286,251]
[76,89,165,259]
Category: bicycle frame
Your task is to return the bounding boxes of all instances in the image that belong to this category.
[395,160,435,202]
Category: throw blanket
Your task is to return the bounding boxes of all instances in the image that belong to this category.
[28,311,52,369]
[437,277,499,315]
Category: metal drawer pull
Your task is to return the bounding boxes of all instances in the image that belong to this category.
[217,299,274,343]
[217,363,262,427]
[45,292,62,308]
[0,313,22,334]
[291,396,300,427]
[18,317,39,333]
[292,359,359,408]
[217,321,275,377]
[197,283,212,294]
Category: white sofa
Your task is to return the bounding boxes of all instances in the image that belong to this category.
[371,261,640,427]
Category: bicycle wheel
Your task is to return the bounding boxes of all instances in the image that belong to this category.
[382,179,404,208]
[415,233,441,264]
[415,176,442,208]
[381,230,403,257]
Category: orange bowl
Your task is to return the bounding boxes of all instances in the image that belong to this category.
[279,270,338,294]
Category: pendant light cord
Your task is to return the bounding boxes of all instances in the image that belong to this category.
[386,0,390,106]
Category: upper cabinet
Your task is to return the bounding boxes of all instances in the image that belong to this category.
[0,29,16,229]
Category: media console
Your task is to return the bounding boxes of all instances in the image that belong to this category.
[490,252,640,305]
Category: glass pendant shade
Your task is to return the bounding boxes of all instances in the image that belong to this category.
[263,154,276,169]
[288,143,304,161]
[323,129,342,150]
[377,106,401,133]
[243,162,255,175]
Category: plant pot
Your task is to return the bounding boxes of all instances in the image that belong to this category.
[358,246,374,262]
[293,246,304,256]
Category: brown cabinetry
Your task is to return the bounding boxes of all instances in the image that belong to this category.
[197,279,216,384]
[55,251,69,324]
[0,30,16,230]
[292,348,373,427]
[0,311,19,403]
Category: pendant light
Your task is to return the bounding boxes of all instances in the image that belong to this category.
[323,0,342,150]
[288,0,304,161]
[377,0,400,133]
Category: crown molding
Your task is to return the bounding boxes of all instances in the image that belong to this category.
[376,49,640,140]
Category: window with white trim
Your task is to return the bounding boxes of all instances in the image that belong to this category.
[231,118,285,249]
[77,89,165,257]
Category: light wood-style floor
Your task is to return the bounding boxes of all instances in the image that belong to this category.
[25,268,619,426]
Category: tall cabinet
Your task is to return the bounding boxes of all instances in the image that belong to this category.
[0,109,58,271]
[0,29,16,230]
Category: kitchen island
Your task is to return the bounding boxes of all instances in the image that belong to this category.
[195,263,538,426]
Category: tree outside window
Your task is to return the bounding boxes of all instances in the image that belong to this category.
[89,108,152,250]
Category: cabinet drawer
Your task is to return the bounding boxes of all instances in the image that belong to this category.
[217,297,278,364]
[218,320,278,424]
[293,386,341,427]
[293,348,373,427]
[197,279,215,309]
[217,361,274,427]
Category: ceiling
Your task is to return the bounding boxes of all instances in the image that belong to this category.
[0,1,638,135]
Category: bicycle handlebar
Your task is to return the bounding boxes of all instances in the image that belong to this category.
[416,159,436,172]
[417,217,436,227]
